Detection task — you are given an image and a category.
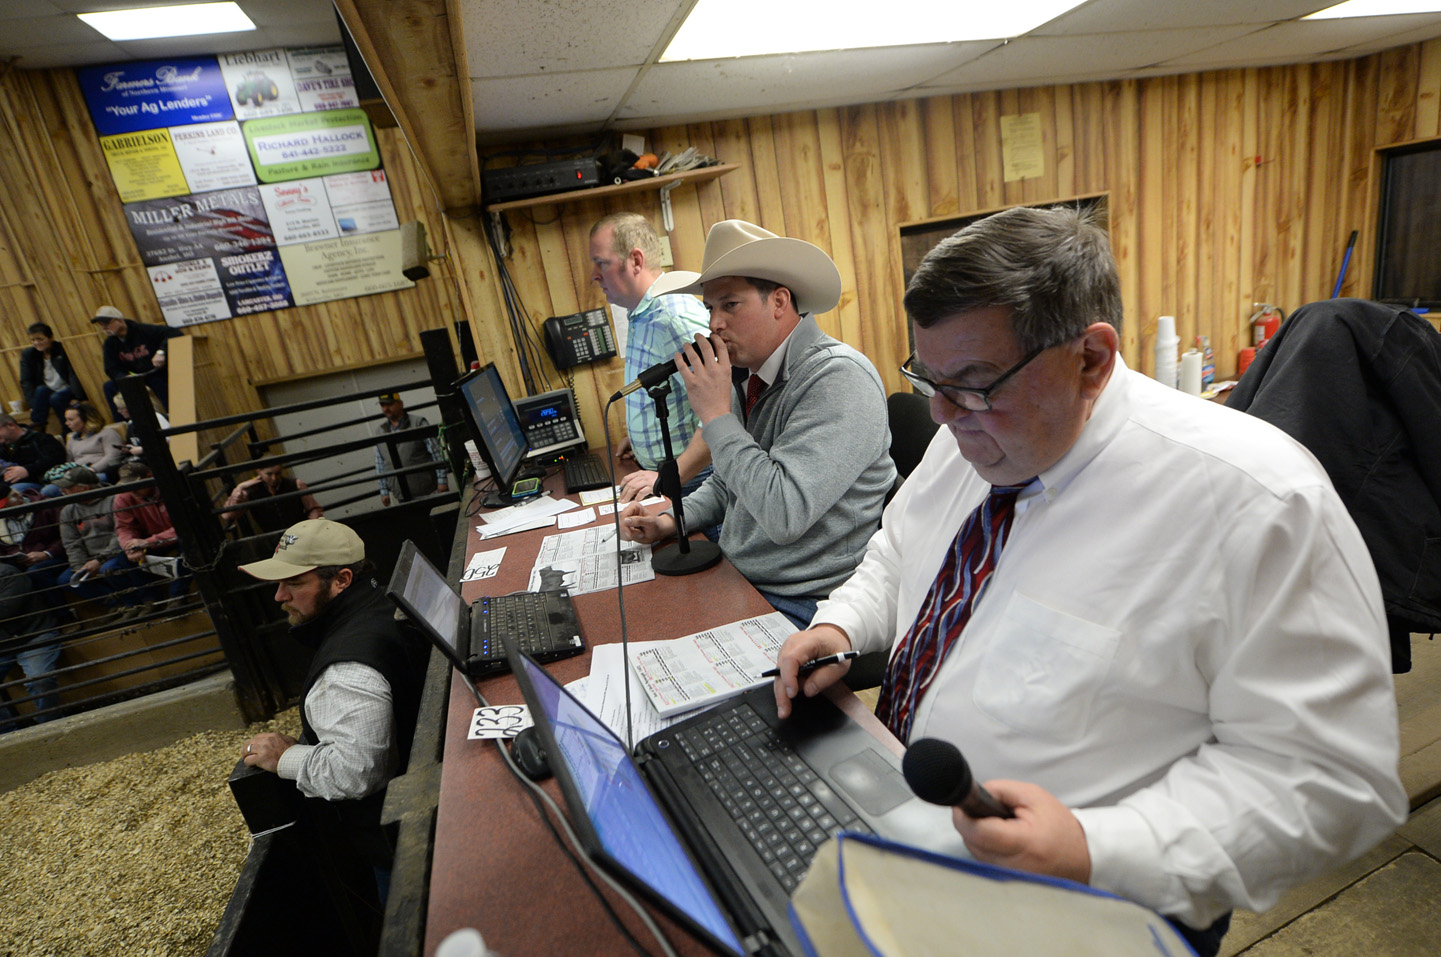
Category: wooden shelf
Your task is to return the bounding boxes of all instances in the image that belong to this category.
[484,163,738,212]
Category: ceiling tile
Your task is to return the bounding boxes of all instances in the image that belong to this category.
[7,40,127,69]
[618,43,997,125]
[0,1,68,20]
[240,0,338,27]
[1036,0,1333,34]
[1162,14,1441,69]
[919,26,1262,89]
[472,67,638,132]
[0,13,108,46]
[460,0,686,77]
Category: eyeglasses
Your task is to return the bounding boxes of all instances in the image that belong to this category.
[900,344,1048,412]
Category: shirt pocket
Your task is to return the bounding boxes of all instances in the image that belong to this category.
[971,591,1121,740]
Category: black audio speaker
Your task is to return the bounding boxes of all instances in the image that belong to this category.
[419,328,470,482]
[454,320,479,371]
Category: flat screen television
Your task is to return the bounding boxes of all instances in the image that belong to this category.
[1373,140,1441,310]
[456,363,538,506]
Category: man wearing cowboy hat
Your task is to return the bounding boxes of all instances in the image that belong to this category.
[588,212,714,504]
[619,220,895,628]
[239,519,426,901]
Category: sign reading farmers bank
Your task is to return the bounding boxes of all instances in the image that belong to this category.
[78,57,232,136]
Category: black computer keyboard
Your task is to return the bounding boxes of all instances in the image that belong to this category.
[563,452,612,493]
[472,591,583,669]
[674,703,872,893]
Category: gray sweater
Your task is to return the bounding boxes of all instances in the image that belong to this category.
[686,315,894,598]
[59,496,123,571]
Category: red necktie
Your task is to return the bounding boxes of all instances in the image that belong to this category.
[745,375,767,419]
[875,482,1028,743]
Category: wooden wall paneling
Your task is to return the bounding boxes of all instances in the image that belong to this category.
[1138,78,1168,369]
[1377,45,1421,149]
[971,91,1005,211]
[1304,62,1342,306]
[1418,38,1441,138]
[745,114,786,236]
[1158,75,1184,346]
[1020,86,1060,206]
[1072,83,1107,196]
[1194,72,1219,354]
[1276,67,1309,310]
[710,117,760,224]
[1053,85,1077,201]
[875,100,929,349]
[1343,55,1382,298]
[814,108,865,355]
[1212,70,1245,376]
[1177,73,1204,352]
[1105,80,1143,370]
[920,95,960,218]
[837,104,900,388]
[684,122,728,231]
[1235,69,1261,354]
[770,111,832,255]
[1250,68,1282,312]
[952,94,981,210]
[999,88,1026,207]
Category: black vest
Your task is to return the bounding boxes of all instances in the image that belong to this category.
[292,577,426,867]
[244,476,307,533]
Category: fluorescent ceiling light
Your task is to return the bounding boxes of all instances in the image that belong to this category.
[662,0,1085,61]
[78,3,256,41]
[1305,1,1441,19]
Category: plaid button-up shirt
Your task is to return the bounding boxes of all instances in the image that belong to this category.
[624,283,712,469]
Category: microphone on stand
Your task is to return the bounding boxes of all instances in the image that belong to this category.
[901,738,1014,819]
[609,356,687,402]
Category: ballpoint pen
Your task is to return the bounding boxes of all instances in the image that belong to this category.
[759,650,859,679]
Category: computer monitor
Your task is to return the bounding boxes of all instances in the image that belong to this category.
[456,363,539,506]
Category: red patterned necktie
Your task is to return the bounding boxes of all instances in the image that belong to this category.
[745,375,767,419]
[876,482,1029,743]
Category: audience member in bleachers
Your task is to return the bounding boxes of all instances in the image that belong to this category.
[0,413,68,495]
[19,322,86,433]
[373,393,448,506]
[111,393,169,464]
[0,564,66,728]
[53,466,148,621]
[0,482,67,603]
[111,462,188,602]
[222,464,323,533]
[61,403,124,485]
[91,305,182,419]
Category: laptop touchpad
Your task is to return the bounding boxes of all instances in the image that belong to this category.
[828,751,912,816]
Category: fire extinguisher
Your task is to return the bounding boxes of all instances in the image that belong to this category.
[1249,304,1284,347]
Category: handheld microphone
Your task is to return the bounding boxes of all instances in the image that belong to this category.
[609,357,684,402]
[901,738,1014,819]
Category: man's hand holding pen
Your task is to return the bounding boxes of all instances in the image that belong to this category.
[771,624,857,718]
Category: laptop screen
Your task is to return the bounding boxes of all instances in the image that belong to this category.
[516,654,745,954]
[395,545,462,652]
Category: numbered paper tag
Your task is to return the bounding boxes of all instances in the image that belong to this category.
[462,546,505,581]
[467,704,533,740]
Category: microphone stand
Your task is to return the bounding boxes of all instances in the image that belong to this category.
[645,380,721,576]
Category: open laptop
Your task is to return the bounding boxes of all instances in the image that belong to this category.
[385,540,583,677]
[505,639,961,956]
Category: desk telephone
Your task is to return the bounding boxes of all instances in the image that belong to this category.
[516,388,588,461]
[544,309,617,369]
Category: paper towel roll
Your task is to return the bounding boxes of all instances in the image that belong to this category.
[1180,350,1202,396]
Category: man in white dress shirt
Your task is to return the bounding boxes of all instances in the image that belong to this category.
[771,204,1406,955]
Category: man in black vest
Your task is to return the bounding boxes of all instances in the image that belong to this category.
[221,464,323,533]
[238,519,426,901]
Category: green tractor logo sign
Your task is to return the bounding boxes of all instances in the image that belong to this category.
[234,71,280,107]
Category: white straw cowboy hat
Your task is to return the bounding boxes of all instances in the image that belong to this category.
[652,220,842,315]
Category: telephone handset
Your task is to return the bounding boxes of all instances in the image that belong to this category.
[544,308,617,369]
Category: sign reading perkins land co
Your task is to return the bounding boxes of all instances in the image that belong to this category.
[243,109,379,183]
[78,57,232,136]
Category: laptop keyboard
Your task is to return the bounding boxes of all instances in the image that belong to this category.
[674,702,872,893]
[473,592,581,664]
[563,453,612,493]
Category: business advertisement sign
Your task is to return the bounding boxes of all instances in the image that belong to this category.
[147,258,231,326]
[278,230,413,306]
[218,49,301,120]
[125,186,275,266]
[286,46,358,112]
[258,177,339,245]
[170,121,257,193]
[99,128,189,202]
[243,109,379,183]
[325,170,400,235]
[216,247,293,316]
[78,56,233,136]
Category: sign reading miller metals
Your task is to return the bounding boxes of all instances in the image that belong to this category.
[243,109,380,183]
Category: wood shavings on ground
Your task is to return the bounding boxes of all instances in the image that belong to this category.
[0,709,301,957]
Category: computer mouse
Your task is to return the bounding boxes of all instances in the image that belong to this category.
[510,726,551,781]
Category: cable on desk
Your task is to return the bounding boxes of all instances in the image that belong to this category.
[461,682,678,957]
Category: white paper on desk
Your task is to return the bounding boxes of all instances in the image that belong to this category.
[579,486,621,507]
[527,525,653,596]
[478,493,576,529]
[629,612,793,718]
[462,547,505,581]
[467,704,533,740]
[556,507,597,529]
[476,516,555,540]
[582,642,688,743]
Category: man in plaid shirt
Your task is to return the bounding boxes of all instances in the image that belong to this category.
[589,212,712,503]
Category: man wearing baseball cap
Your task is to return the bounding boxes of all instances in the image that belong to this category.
[373,392,449,506]
[90,304,182,419]
[238,518,426,901]
[619,220,895,628]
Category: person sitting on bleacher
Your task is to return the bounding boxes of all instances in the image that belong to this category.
[110,462,188,603]
[222,464,323,533]
[51,466,149,621]
[0,413,67,496]
[61,403,124,485]
[0,482,67,604]
[0,563,66,729]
